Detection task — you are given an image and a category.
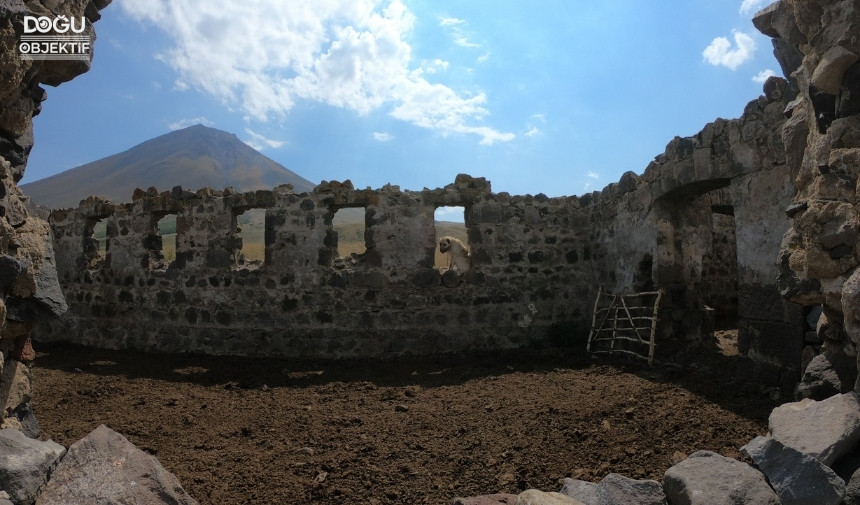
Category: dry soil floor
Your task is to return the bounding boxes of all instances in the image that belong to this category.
[33,341,777,504]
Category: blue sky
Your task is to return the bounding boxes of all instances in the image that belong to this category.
[23,0,780,201]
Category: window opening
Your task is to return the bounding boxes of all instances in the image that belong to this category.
[157,214,177,263]
[86,216,110,267]
[434,206,468,270]
[236,208,266,265]
[332,207,366,259]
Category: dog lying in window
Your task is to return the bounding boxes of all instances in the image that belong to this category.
[438,236,471,272]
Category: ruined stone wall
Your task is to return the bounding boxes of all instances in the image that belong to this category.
[30,2,845,393]
[576,75,804,384]
[760,0,860,393]
[37,176,599,357]
[38,74,802,381]
[0,0,110,437]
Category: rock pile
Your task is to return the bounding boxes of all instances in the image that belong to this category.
[455,392,860,505]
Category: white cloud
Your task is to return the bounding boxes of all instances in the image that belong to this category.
[421,59,449,75]
[587,171,599,179]
[435,206,465,222]
[525,126,540,137]
[740,0,769,14]
[439,17,464,27]
[439,15,480,48]
[702,31,756,70]
[453,36,480,48]
[243,128,286,151]
[753,68,777,83]
[373,132,393,141]
[118,0,512,145]
[168,116,214,130]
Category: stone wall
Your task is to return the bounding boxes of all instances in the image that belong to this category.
[700,212,740,326]
[764,0,860,393]
[38,177,599,358]
[0,0,110,438]
[37,73,803,384]
[579,75,804,384]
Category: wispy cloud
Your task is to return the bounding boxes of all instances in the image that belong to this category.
[525,126,540,137]
[439,15,480,48]
[243,128,286,151]
[439,17,464,27]
[739,0,769,14]
[119,1,512,146]
[587,171,599,179]
[702,31,756,70]
[168,116,213,130]
[752,68,777,83]
[373,132,393,142]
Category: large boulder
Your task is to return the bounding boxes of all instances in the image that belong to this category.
[741,436,845,505]
[769,392,860,465]
[35,425,198,505]
[0,429,65,505]
[662,450,780,505]
[796,350,858,400]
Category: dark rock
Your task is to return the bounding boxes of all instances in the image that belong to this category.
[411,268,439,288]
[0,428,65,505]
[796,351,858,400]
[741,436,845,505]
[6,228,68,321]
[0,255,25,292]
[617,171,638,194]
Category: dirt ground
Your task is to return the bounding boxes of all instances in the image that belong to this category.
[32,336,777,505]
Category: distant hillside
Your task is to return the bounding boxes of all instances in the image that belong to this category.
[21,125,316,209]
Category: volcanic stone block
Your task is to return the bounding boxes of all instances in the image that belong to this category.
[663,450,780,505]
[769,392,860,466]
[0,428,65,505]
[741,436,845,505]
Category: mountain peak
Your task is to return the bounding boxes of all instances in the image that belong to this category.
[22,127,315,209]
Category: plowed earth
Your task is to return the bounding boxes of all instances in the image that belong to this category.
[33,339,776,504]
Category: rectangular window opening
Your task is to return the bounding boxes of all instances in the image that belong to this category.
[434,206,468,271]
[236,208,266,266]
[332,207,366,261]
[157,213,177,266]
[86,216,111,268]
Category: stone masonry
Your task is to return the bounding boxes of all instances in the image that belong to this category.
[39,177,598,358]
[38,69,804,387]
[769,0,860,393]
[0,0,109,437]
